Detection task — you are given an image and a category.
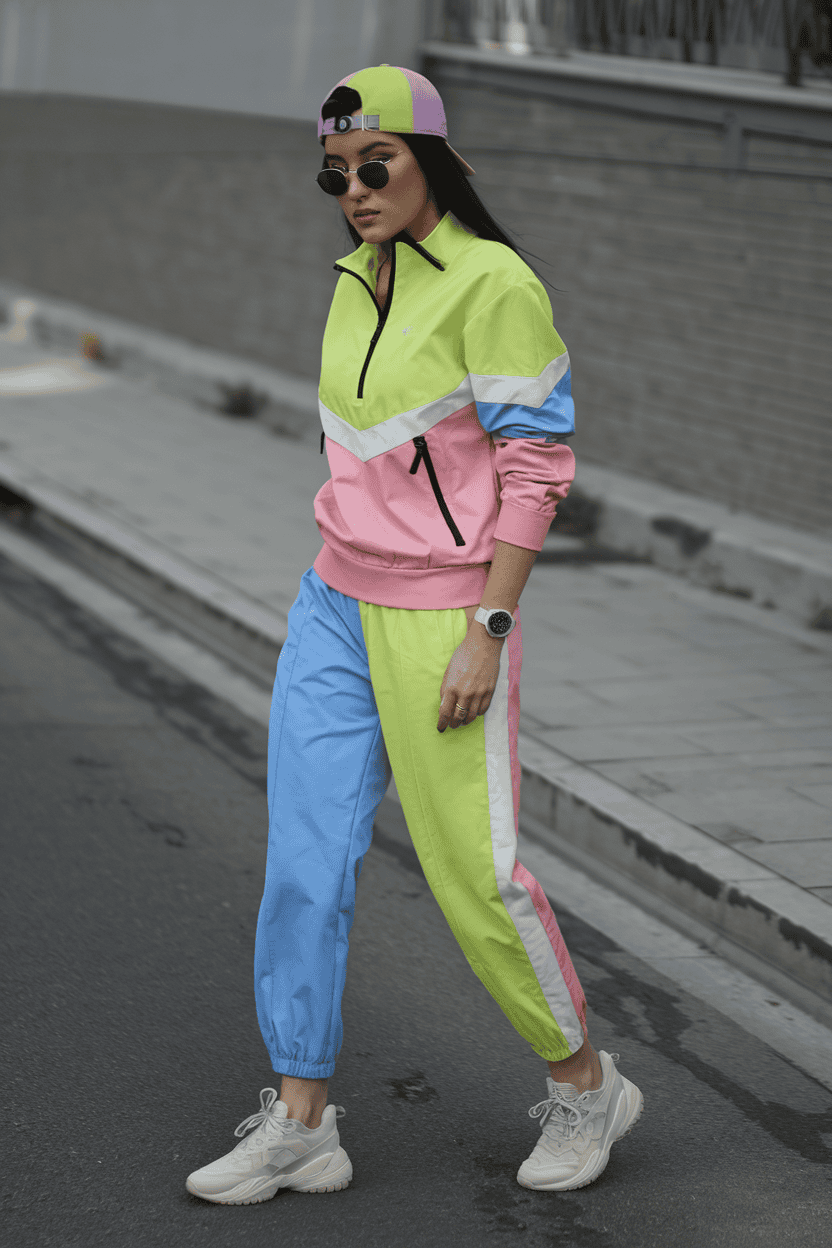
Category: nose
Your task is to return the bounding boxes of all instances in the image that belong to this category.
[342,170,368,200]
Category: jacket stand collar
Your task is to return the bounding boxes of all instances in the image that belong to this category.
[334,212,476,279]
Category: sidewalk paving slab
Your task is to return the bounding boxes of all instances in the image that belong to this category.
[1,325,831,1020]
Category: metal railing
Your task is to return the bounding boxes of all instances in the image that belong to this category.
[430,1,832,85]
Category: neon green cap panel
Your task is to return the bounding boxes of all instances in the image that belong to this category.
[345,65,414,134]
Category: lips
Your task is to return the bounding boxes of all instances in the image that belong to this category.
[354,211,379,222]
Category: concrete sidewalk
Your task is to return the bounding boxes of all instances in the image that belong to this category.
[1,327,831,1019]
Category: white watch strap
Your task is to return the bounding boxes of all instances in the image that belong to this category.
[475,606,515,635]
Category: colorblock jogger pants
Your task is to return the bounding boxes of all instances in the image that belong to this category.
[254,566,587,1079]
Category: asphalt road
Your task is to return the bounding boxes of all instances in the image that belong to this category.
[1,549,831,1248]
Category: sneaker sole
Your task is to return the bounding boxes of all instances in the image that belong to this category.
[186,1146,353,1204]
[290,1146,353,1194]
[517,1078,644,1193]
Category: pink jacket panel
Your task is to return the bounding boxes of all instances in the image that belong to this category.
[313,405,575,609]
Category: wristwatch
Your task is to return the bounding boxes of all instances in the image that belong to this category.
[475,606,516,639]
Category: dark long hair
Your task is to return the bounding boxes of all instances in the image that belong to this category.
[320,85,546,281]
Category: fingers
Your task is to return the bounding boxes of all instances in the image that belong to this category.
[437,696,463,733]
[437,693,494,732]
[437,690,468,733]
[471,692,492,719]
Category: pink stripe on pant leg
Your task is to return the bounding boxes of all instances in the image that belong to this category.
[512,860,588,1036]
[506,613,523,838]
[505,609,588,1038]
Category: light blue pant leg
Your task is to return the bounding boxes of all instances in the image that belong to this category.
[254,567,390,1079]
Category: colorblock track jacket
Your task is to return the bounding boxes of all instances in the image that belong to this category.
[313,211,576,608]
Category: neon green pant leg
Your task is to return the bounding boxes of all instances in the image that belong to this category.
[359,599,586,1061]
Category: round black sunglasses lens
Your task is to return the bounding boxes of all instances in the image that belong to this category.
[316,161,389,195]
[358,161,389,189]
[317,168,347,196]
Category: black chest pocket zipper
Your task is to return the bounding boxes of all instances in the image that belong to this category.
[410,435,466,547]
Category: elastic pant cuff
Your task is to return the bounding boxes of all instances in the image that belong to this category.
[272,1056,336,1079]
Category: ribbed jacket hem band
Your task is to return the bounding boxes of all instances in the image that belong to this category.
[313,545,491,609]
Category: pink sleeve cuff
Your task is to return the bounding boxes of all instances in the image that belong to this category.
[493,501,554,551]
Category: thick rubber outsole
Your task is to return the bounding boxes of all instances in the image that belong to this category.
[291,1146,353,1193]
[517,1079,644,1193]
[186,1146,353,1205]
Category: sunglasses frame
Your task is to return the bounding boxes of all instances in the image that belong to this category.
[315,158,391,197]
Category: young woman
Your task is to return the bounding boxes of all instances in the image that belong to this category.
[186,64,643,1206]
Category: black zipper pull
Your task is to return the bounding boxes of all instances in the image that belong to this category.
[409,436,425,473]
[320,431,325,454]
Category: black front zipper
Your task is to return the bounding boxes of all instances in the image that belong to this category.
[410,435,466,547]
[333,244,397,401]
[332,232,444,405]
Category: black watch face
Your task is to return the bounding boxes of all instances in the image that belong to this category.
[489,611,513,636]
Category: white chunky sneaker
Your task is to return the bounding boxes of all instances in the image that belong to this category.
[186,1088,352,1205]
[517,1051,643,1192]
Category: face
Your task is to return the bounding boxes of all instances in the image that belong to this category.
[323,110,441,246]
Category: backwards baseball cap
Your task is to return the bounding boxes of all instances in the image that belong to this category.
[317,64,475,176]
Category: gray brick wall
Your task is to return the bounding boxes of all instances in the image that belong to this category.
[431,75,832,538]
[1,81,830,535]
[0,94,342,381]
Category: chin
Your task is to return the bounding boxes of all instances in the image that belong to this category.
[356,219,384,235]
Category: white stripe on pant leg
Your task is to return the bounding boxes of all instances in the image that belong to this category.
[483,645,585,1052]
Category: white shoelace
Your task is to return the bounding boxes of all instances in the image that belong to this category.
[233,1088,295,1149]
[528,1090,585,1139]
[232,1087,346,1150]
[528,1053,619,1141]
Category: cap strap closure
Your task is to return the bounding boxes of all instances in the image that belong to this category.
[324,114,381,136]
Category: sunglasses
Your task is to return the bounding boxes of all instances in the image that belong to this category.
[316,159,391,197]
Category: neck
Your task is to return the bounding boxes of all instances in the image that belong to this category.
[407,199,442,243]
[376,202,442,262]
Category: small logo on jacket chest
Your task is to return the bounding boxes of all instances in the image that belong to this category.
[402,326,415,335]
